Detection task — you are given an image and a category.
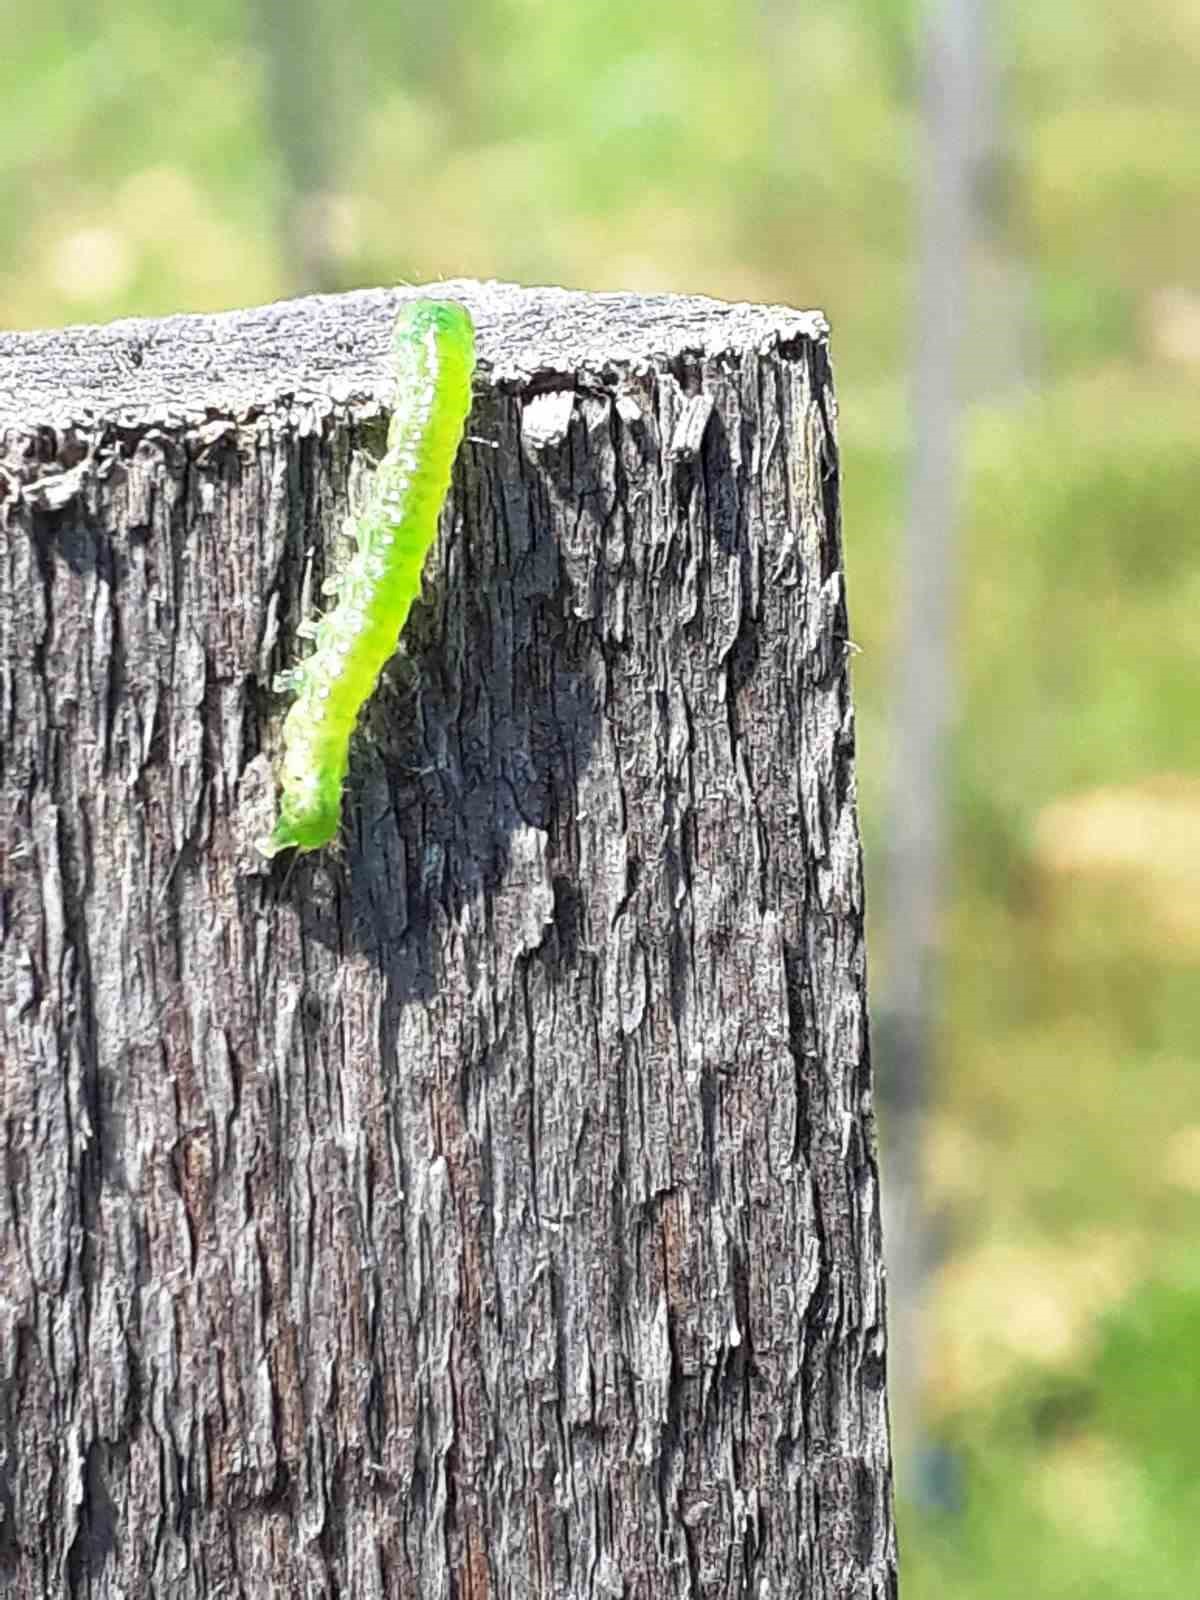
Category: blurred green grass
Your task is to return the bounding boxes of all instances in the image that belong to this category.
[4,1,1198,1592]
[905,1256,1200,1598]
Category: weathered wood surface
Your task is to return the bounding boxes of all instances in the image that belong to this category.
[0,282,895,1597]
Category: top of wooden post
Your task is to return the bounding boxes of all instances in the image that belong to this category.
[0,279,829,429]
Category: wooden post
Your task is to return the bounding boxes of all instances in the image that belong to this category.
[0,283,896,1598]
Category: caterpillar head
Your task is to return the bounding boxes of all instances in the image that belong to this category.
[257,746,343,857]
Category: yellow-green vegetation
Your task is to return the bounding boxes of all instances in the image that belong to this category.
[4,0,1197,1589]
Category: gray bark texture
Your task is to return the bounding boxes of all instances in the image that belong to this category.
[0,281,895,1598]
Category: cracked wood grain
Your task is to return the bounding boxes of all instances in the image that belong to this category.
[0,281,896,1598]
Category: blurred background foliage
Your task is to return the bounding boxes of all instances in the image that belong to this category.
[4,0,1198,1591]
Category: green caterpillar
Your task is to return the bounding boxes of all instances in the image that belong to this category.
[258,299,476,858]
